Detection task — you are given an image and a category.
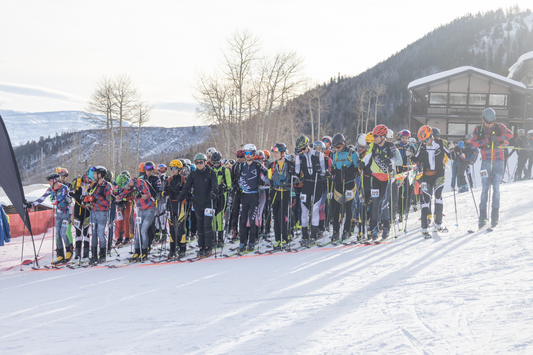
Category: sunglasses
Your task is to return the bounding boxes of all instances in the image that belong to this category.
[244,151,253,156]
[334,144,343,150]
[195,160,205,165]
[213,161,221,164]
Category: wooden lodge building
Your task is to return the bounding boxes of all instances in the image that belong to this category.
[408,51,533,142]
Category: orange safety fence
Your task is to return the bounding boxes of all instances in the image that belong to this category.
[8,209,55,238]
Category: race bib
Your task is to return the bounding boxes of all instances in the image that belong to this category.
[371,189,379,198]
[116,211,123,221]
[345,190,354,199]
[300,193,307,203]
[205,208,215,217]
[166,211,171,218]
[421,182,428,191]
[191,205,195,211]
[74,220,80,229]
[62,220,69,227]
[359,194,364,202]
[327,192,333,200]
[480,169,488,178]
[136,217,142,224]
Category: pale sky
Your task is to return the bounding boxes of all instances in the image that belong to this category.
[0,0,530,127]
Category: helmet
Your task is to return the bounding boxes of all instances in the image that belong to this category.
[236,149,245,158]
[418,125,433,141]
[465,134,473,140]
[169,159,183,168]
[211,151,222,162]
[105,170,113,182]
[356,134,367,147]
[190,164,196,171]
[94,165,107,176]
[243,143,256,152]
[313,141,326,151]
[263,150,270,159]
[373,124,388,137]
[221,159,228,165]
[55,167,62,174]
[144,161,155,171]
[58,168,68,177]
[409,137,417,144]
[386,129,394,139]
[432,128,441,138]
[528,130,533,135]
[482,108,496,122]
[285,154,294,162]
[332,133,345,147]
[365,132,374,143]
[206,147,217,156]
[254,151,265,161]
[322,136,332,145]
[46,173,60,182]
[194,153,207,162]
[295,135,309,151]
[271,143,287,153]
[121,170,130,178]
[115,173,130,189]
[184,159,191,165]
[229,159,235,165]
[458,141,465,149]
[139,162,145,173]
[157,164,167,173]
[399,129,411,137]
[518,129,525,135]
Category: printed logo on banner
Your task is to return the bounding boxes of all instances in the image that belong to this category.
[371,189,379,198]
[480,169,488,178]
[345,190,354,199]
[300,193,307,203]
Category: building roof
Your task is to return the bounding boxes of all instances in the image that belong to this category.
[408,66,527,93]
[508,51,533,79]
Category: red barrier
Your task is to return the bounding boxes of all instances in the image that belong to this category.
[8,210,55,238]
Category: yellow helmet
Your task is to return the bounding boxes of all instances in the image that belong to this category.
[365,132,374,143]
[169,159,183,169]
[55,167,62,174]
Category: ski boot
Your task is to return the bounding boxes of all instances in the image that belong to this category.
[74,244,82,260]
[89,247,98,265]
[98,248,106,263]
[331,231,340,242]
[178,251,186,259]
[130,249,141,262]
[203,248,213,258]
[167,250,176,259]
[247,242,255,252]
[421,228,431,239]
[116,231,124,246]
[491,208,499,228]
[196,248,205,258]
[238,243,246,252]
[478,210,487,229]
[232,228,239,241]
[64,245,73,261]
[52,249,66,265]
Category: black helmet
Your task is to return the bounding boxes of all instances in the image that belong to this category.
[46,173,60,182]
[144,161,155,171]
[272,142,287,153]
[332,133,345,147]
[295,135,309,151]
[432,128,441,138]
[211,151,222,162]
[94,166,107,177]
[482,108,496,122]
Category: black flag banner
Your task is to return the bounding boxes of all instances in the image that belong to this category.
[0,114,33,235]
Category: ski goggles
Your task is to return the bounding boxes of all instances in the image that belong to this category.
[322,138,331,144]
[170,167,181,171]
[244,151,253,156]
[144,165,155,171]
[194,160,205,165]
[271,146,284,152]
[399,130,411,137]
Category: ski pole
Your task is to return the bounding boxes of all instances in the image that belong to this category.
[452,181,458,227]
[20,211,26,271]
[37,208,54,256]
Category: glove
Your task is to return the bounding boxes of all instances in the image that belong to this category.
[406,150,412,157]
[132,191,140,198]
[209,191,217,200]
[51,200,58,206]
[292,176,300,185]
[24,200,32,209]
[459,153,466,160]
[177,195,185,204]
[84,195,94,203]
[358,161,365,171]
[489,136,499,143]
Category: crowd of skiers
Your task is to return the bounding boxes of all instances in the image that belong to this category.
[25,108,524,264]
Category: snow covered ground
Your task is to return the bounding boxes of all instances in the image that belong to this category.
[1,177,532,354]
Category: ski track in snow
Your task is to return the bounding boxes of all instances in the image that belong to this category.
[1,180,533,354]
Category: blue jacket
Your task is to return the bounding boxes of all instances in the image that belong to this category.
[0,206,11,247]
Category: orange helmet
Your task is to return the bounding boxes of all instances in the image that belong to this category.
[418,125,433,141]
[55,167,62,174]
[372,124,388,137]
[263,150,270,159]
[139,162,145,172]
[59,168,69,177]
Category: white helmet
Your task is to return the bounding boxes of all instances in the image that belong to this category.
[243,143,256,152]
[206,147,217,156]
[528,130,533,135]
[356,134,367,147]
[387,129,394,139]
[409,137,417,144]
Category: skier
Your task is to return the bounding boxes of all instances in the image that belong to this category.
[411,126,450,237]
[230,149,245,239]
[360,125,401,239]
[162,159,188,258]
[211,151,232,248]
[143,161,161,250]
[115,172,156,261]
[154,164,169,243]
[85,166,112,263]
[70,172,92,261]
[177,153,219,257]
[513,129,530,180]
[313,140,332,236]
[331,133,359,240]
[29,173,73,264]
[237,144,267,251]
[58,168,72,190]
[395,129,416,220]
[114,171,133,246]
[268,143,296,249]
[470,108,513,228]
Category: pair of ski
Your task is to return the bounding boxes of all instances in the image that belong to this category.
[422,225,449,239]
[468,223,497,234]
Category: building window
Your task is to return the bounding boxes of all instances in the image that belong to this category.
[469,93,486,105]
[467,123,480,135]
[489,94,507,106]
[429,93,447,104]
[449,93,467,105]
[448,123,466,136]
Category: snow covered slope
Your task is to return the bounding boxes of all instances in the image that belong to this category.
[1,180,532,354]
